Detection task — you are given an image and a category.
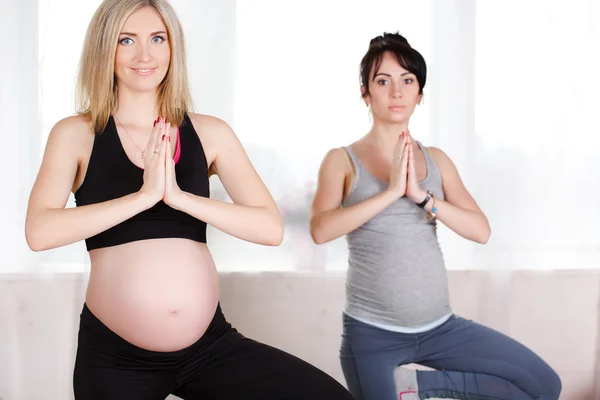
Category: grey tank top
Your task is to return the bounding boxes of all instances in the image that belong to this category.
[342,141,452,328]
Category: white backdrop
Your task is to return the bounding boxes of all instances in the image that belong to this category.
[2,0,599,272]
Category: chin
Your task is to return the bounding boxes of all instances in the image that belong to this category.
[139,81,165,92]
[122,82,160,94]
[122,78,166,94]
[376,113,408,125]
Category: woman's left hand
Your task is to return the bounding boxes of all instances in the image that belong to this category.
[163,123,184,209]
[405,136,427,204]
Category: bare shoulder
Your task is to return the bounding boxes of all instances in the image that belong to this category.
[322,147,352,172]
[187,113,236,161]
[428,146,449,160]
[428,146,456,170]
[187,112,245,177]
[54,114,93,132]
[187,113,234,141]
[311,146,354,213]
[29,114,94,211]
[49,114,94,144]
[46,114,94,156]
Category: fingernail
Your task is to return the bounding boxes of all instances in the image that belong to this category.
[153,120,157,127]
[168,136,171,142]
[162,134,165,140]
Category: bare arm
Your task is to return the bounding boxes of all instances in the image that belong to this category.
[168,115,283,246]
[309,147,405,245]
[417,147,491,244]
[25,117,161,251]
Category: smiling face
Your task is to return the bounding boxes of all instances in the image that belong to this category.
[114,6,171,94]
[363,51,422,125]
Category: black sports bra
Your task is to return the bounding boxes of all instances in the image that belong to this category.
[74,113,209,250]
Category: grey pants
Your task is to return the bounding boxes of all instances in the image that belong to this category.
[340,313,561,400]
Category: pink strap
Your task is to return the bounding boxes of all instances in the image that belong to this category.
[173,126,181,164]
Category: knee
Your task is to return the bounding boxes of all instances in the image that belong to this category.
[542,368,562,400]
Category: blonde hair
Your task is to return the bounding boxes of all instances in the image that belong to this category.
[75,0,193,133]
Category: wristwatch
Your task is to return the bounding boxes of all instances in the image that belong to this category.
[416,191,432,208]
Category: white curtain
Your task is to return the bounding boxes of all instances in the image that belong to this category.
[1,0,40,275]
[470,0,600,271]
[2,0,600,399]
[7,0,599,274]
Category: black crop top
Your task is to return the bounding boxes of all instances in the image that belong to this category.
[74,113,209,251]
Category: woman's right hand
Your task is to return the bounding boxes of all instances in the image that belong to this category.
[387,131,410,199]
[139,117,168,204]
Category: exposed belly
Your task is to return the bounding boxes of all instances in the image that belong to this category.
[86,238,219,352]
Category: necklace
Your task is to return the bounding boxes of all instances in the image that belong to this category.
[113,115,147,159]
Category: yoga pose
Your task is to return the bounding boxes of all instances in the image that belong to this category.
[309,32,561,400]
[25,1,353,398]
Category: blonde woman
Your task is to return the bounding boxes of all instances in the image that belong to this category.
[25,1,353,399]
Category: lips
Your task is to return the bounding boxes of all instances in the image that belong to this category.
[131,68,157,76]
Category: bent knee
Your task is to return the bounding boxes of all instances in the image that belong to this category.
[542,368,561,400]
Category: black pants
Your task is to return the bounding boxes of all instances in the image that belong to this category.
[73,303,353,400]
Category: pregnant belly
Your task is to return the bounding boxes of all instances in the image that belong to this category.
[85,238,220,352]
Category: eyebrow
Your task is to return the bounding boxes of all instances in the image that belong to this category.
[119,31,167,37]
[374,72,414,79]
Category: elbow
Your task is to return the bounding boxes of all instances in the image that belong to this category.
[25,225,46,252]
[477,235,490,245]
[477,225,491,245]
[263,213,284,246]
[25,216,55,252]
[310,229,327,245]
[309,219,327,245]
[471,214,491,245]
[267,224,284,246]
[26,239,44,252]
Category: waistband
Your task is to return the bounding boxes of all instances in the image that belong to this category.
[78,302,236,362]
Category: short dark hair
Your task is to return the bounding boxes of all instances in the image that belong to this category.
[360,32,427,97]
